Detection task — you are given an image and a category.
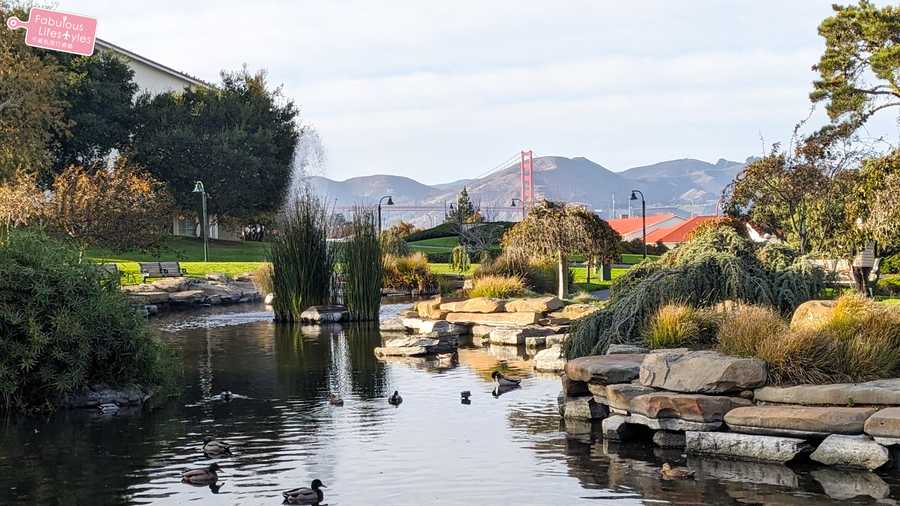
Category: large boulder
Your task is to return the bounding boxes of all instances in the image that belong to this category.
[629,392,752,422]
[416,297,448,320]
[533,345,566,372]
[440,297,506,313]
[864,407,900,439]
[374,336,454,357]
[685,431,811,463]
[625,413,721,431]
[810,435,889,471]
[300,305,349,323]
[505,296,564,313]
[565,354,645,385]
[652,431,686,448]
[605,383,656,412]
[151,276,192,292]
[125,291,171,305]
[602,415,637,441]
[548,303,599,322]
[639,349,767,394]
[169,290,206,304]
[754,378,900,406]
[607,344,649,355]
[489,326,554,345]
[562,396,609,420]
[790,300,836,330]
[725,405,876,437]
[446,312,540,326]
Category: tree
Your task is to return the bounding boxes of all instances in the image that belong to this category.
[46,160,174,256]
[811,0,900,124]
[0,4,67,181]
[130,67,300,222]
[48,51,138,175]
[447,186,481,224]
[0,171,45,234]
[502,201,621,298]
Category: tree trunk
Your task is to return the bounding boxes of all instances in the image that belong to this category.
[557,250,569,300]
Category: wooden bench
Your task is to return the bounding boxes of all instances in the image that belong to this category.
[809,258,881,294]
[97,263,120,277]
[139,261,186,280]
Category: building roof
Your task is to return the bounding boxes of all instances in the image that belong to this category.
[607,213,677,236]
[644,215,719,244]
[95,38,210,88]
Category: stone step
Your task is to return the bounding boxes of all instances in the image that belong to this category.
[724,405,877,437]
[810,435,889,471]
[754,378,900,406]
[628,392,752,423]
[564,354,645,385]
[685,431,810,463]
[639,349,767,394]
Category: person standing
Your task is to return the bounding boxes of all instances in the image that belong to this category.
[852,241,876,295]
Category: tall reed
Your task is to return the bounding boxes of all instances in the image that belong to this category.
[343,207,383,320]
[269,189,334,321]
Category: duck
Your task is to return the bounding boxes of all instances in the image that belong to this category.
[97,403,119,415]
[329,394,344,406]
[181,463,221,484]
[388,390,403,406]
[460,391,471,400]
[282,479,326,504]
[491,371,521,388]
[660,463,694,480]
[220,391,233,402]
[202,437,232,456]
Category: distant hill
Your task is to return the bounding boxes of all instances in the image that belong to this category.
[306,155,747,226]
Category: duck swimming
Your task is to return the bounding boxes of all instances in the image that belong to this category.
[329,394,344,406]
[181,463,221,484]
[491,371,521,388]
[661,462,694,480]
[220,391,233,402]
[283,479,326,504]
[202,437,232,456]
[388,391,403,406]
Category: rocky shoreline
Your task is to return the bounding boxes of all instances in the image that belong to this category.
[122,274,262,316]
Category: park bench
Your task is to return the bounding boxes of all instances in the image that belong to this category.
[809,258,881,294]
[97,263,120,277]
[139,261,186,280]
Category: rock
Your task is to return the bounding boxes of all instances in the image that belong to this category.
[639,349,767,394]
[400,318,468,336]
[725,405,876,437]
[126,291,171,305]
[505,296,564,313]
[602,415,635,441]
[629,392,752,422]
[810,435,889,470]
[205,272,229,282]
[587,383,608,400]
[790,299,836,330]
[652,430,686,448]
[626,413,721,432]
[440,297,506,313]
[548,303,599,321]
[374,336,454,357]
[811,468,889,500]
[534,345,566,372]
[524,336,546,347]
[300,305,349,323]
[565,354,645,385]
[416,297,448,320]
[561,374,589,396]
[489,326,554,345]
[865,407,900,439]
[470,325,493,338]
[445,312,540,326]
[754,378,900,406]
[563,396,609,420]
[545,334,568,347]
[605,383,656,412]
[379,318,406,332]
[606,344,649,355]
[150,276,192,292]
[685,431,810,463]
[144,304,159,316]
[690,457,799,488]
[64,384,151,409]
[264,293,275,305]
[169,290,205,304]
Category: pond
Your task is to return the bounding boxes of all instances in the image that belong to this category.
[2,302,900,505]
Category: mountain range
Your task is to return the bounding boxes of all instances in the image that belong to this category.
[308,155,749,226]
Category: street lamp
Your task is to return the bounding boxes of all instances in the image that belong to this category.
[377,195,394,233]
[510,198,526,220]
[630,189,647,259]
[192,180,208,262]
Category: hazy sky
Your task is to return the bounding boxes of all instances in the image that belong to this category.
[61,1,899,183]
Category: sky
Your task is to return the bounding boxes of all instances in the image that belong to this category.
[60,0,899,184]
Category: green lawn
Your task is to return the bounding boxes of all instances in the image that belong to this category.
[572,266,628,292]
[408,236,459,253]
[429,262,479,276]
[620,253,660,265]
[882,299,900,306]
[87,236,268,284]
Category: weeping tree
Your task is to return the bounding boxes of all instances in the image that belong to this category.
[502,201,620,299]
[565,221,825,358]
[343,207,383,321]
[269,189,334,322]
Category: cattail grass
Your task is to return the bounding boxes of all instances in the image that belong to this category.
[343,207,383,321]
[269,188,334,322]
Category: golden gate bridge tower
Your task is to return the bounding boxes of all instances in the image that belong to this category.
[520,150,534,210]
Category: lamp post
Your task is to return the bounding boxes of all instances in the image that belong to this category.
[192,180,208,262]
[377,195,394,233]
[630,189,647,259]
[510,198,525,220]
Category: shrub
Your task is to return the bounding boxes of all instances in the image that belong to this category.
[404,222,457,242]
[644,304,721,349]
[343,208,383,321]
[717,305,788,358]
[380,230,410,256]
[424,251,452,263]
[883,254,900,275]
[383,252,437,292]
[269,189,334,321]
[474,253,572,294]
[0,230,177,413]
[252,262,274,295]
[450,244,470,273]
[468,275,526,299]
[876,274,900,296]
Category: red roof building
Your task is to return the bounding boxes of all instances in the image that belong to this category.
[644,215,719,247]
[607,213,686,241]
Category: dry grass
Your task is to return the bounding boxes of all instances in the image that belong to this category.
[468,275,526,299]
[644,304,721,349]
[717,305,788,358]
[252,262,274,295]
[383,252,437,292]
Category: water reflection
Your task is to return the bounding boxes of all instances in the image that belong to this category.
[2,304,900,504]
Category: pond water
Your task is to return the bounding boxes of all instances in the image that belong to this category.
[2,303,900,505]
